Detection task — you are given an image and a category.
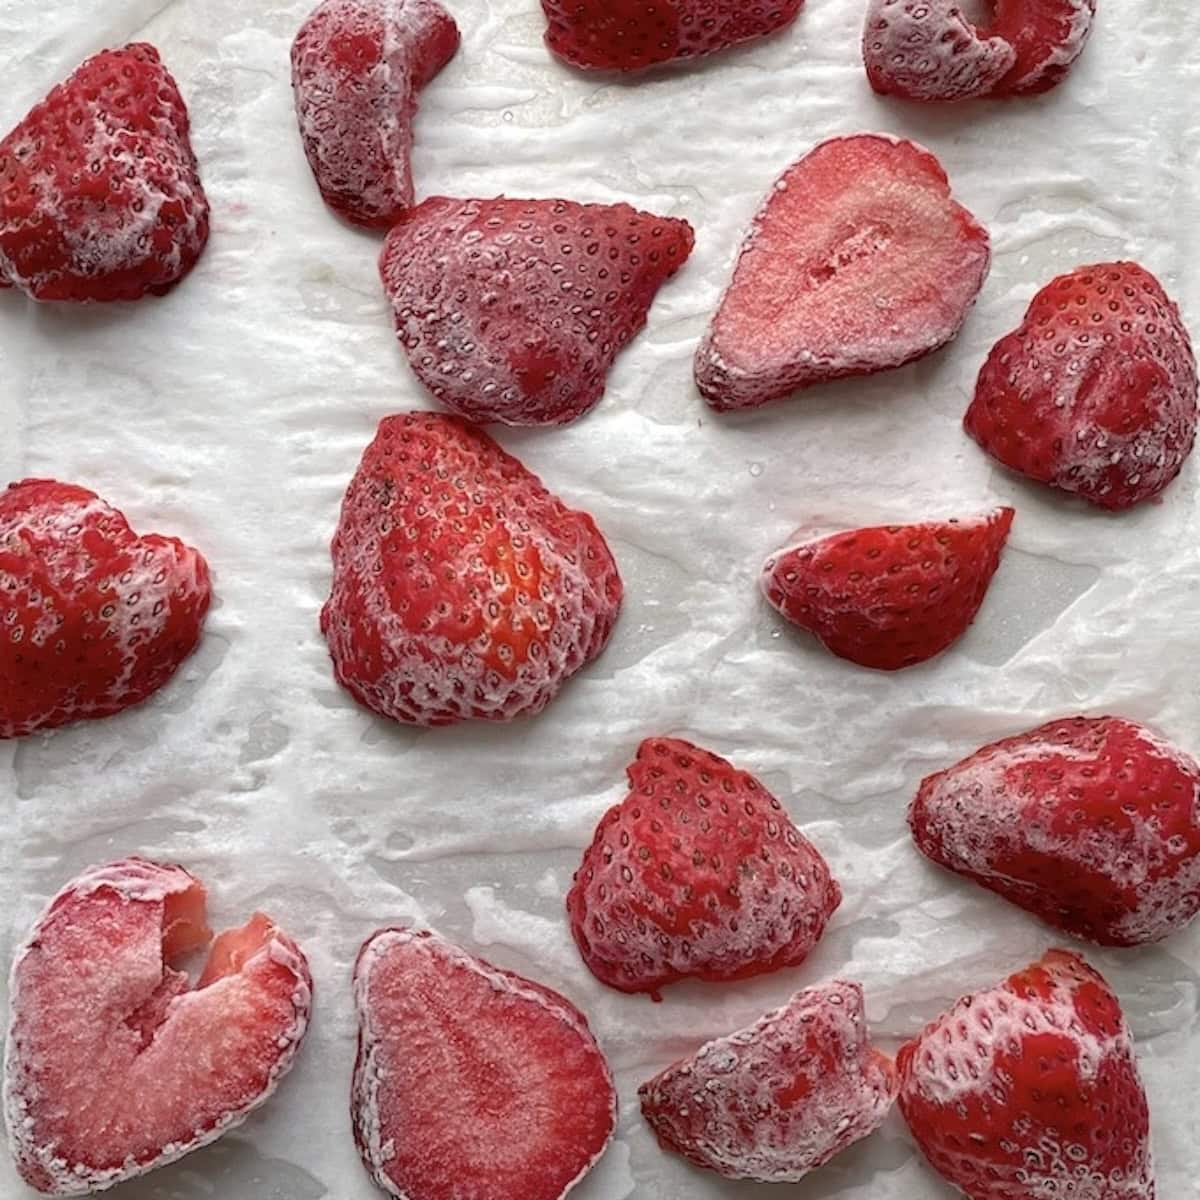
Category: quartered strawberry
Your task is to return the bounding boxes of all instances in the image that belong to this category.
[0,480,212,739]
[695,135,989,411]
[966,262,1198,510]
[352,927,616,1200]
[897,950,1154,1200]
[911,716,1200,946]
[639,980,896,1182]
[320,412,623,726]
[379,197,694,426]
[0,44,209,302]
[541,0,805,72]
[761,508,1013,671]
[291,0,459,228]
[567,737,841,996]
[3,859,312,1196]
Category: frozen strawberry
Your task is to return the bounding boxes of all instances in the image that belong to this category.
[966,262,1198,510]
[4,858,312,1196]
[0,44,209,302]
[567,737,841,996]
[379,196,694,426]
[640,980,896,1182]
[897,950,1154,1200]
[321,412,623,725]
[0,480,212,739]
[352,927,616,1200]
[994,0,1096,94]
[291,0,459,228]
[541,0,805,72]
[695,135,989,411]
[761,508,1013,672]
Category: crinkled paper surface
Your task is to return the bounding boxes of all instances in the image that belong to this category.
[2,1,1200,1197]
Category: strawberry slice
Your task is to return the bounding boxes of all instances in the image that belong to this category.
[761,508,1013,671]
[966,262,1198,510]
[898,950,1154,1200]
[0,44,209,302]
[695,135,989,411]
[4,859,312,1196]
[567,737,841,996]
[291,0,459,228]
[640,980,896,1182]
[993,0,1096,94]
[379,197,694,426]
[352,927,616,1200]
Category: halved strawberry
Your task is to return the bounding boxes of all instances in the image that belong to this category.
[352,927,616,1200]
[761,508,1013,671]
[3,859,312,1196]
[695,135,990,411]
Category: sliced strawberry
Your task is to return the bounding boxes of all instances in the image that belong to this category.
[897,950,1154,1200]
[352,927,616,1200]
[567,737,841,996]
[4,859,312,1196]
[993,0,1096,94]
[695,135,989,411]
[0,44,209,302]
[966,262,1198,510]
[379,197,694,426]
[761,508,1013,671]
[291,0,459,228]
[320,412,623,726]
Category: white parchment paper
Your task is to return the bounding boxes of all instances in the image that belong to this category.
[2,1,1199,1197]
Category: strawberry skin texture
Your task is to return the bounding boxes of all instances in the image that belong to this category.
[966,262,1198,510]
[911,716,1200,946]
[897,950,1154,1200]
[379,197,694,426]
[695,135,990,411]
[0,44,209,302]
[291,0,459,228]
[0,480,212,739]
[352,927,617,1200]
[761,508,1013,672]
[320,412,623,726]
[567,737,841,995]
[3,858,312,1196]
[639,980,896,1182]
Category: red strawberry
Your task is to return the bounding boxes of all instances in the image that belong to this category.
[761,508,1013,672]
[567,737,841,997]
[911,716,1200,946]
[897,950,1154,1200]
[379,197,694,426]
[4,859,312,1195]
[321,412,623,726]
[639,980,896,1182]
[291,0,459,228]
[352,927,616,1200]
[541,0,805,72]
[966,262,1198,510]
[695,135,989,411]
[0,45,209,302]
[0,480,212,739]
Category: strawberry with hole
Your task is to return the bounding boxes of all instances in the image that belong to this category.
[379,197,694,426]
[911,716,1200,946]
[695,135,989,411]
[353,927,616,1200]
[761,508,1013,671]
[3,859,312,1196]
[567,737,841,997]
[0,44,209,302]
[291,0,459,228]
[0,480,212,739]
[966,262,1198,510]
[321,412,623,726]
[640,980,896,1181]
[897,949,1154,1200]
